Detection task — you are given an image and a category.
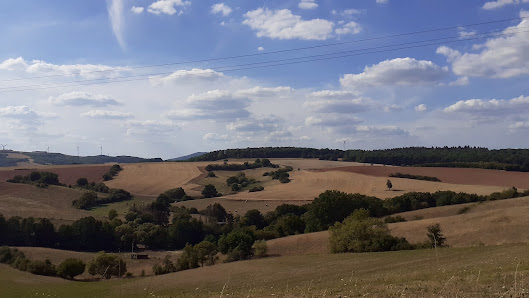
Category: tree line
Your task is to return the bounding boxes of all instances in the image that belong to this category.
[188,146,529,172]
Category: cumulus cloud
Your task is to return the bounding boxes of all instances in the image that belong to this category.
[107,0,126,49]
[340,58,448,88]
[335,21,362,35]
[211,3,232,16]
[81,110,134,119]
[299,0,318,10]
[415,104,427,112]
[355,125,409,136]
[131,6,144,14]
[444,96,529,116]
[257,46,264,51]
[0,57,128,79]
[234,86,293,98]
[167,90,251,120]
[49,92,121,107]
[226,115,282,133]
[482,0,529,10]
[243,8,334,40]
[150,68,224,85]
[437,15,529,79]
[0,106,40,119]
[148,0,190,15]
[304,97,374,114]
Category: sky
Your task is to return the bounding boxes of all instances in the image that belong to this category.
[1,0,529,159]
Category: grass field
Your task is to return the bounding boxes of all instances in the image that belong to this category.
[2,243,529,297]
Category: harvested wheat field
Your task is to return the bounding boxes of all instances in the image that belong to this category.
[0,182,91,221]
[15,247,181,277]
[0,164,111,186]
[269,158,371,170]
[229,170,506,201]
[319,165,529,189]
[105,162,219,197]
[175,197,310,215]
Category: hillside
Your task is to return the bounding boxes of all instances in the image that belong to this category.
[2,244,528,297]
[167,152,207,161]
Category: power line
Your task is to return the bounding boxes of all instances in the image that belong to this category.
[1,16,527,83]
[1,27,527,93]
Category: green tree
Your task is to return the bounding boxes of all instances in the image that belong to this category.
[218,229,255,261]
[87,252,127,279]
[329,209,411,253]
[252,240,268,258]
[427,223,446,248]
[177,243,199,270]
[241,209,266,229]
[202,184,219,198]
[108,209,118,220]
[195,240,218,266]
[57,258,86,279]
[28,259,56,276]
[76,177,88,187]
[386,179,393,191]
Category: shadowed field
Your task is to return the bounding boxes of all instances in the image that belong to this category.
[0,164,111,186]
[2,244,529,297]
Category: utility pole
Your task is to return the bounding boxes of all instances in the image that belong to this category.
[76,146,80,159]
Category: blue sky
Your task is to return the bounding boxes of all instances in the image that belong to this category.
[1,0,529,158]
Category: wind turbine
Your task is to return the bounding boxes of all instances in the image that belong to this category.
[342,139,347,151]
[0,144,7,151]
[76,146,80,158]
[100,146,103,156]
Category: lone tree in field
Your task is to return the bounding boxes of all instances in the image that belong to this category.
[386,179,393,191]
[202,184,220,198]
[57,258,86,279]
[427,223,446,248]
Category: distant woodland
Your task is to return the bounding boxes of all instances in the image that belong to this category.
[189,147,529,172]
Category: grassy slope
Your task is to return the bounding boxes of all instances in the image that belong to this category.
[2,244,529,297]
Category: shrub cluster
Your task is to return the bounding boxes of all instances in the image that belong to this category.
[76,178,110,193]
[72,189,132,210]
[265,166,293,183]
[226,172,257,191]
[103,164,122,181]
[7,171,61,187]
[249,186,264,192]
[205,158,278,172]
[389,172,441,182]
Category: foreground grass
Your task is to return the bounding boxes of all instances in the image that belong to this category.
[1,243,529,297]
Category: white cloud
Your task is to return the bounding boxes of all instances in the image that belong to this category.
[340,58,448,88]
[0,106,39,119]
[335,21,362,35]
[355,125,409,136]
[203,132,229,141]
[305,114,362,127]
[448,76,469,86]
[415,104,427,112]
[458,30,476,39]
[257,46,264,51]
[444,96,529,118]
[226,115,282,133]
[342,9,363,16]
[49,92,121,107]
[107,0,126,49]
[243,8,334,40]
[0,57,129,79]
[125,120,178,136]
[150,68,224,84]
[211,3,232,16]
[482,0,529,10]
[309,90,358,99]
[376,0,389,3]
[304,97,374,114]
[234,86,293,98]
[299,0,318,10]
[148,0,191,15]
[131,6,144,14]
[437,15,529,79]
[81,110,134,119]
[167,89,251,120]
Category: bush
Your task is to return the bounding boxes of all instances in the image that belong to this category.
[389,172,441,182]
[248,186,264,192]
[427,223,447,248]
[329,209,412,253]
[72,192,99,209]
[384,215,406,223]
[88,252,127,279]
[252,240,268,258]
[103,164,122,181]
[108,209,118,220]
[219,229,255,261]
[202,184,220,198]
[76,178,88,186]
[207,171,216,177]
[57,258,85,279]
[28,259,56,276]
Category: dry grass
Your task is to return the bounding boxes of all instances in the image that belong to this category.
[0,182,93,221]
[267,231,329,256]
[3,244,529,297]
[321,165,529,189]
[0,164,110,185]
[390,196,529,247]
[175,197,310,215]
[228,170,506,201]
[105,162,218,197]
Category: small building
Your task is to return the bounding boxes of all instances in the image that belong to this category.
[130,253,149,259]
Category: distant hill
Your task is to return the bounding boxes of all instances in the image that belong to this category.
[168,152,207,161]
[0,150,163,167]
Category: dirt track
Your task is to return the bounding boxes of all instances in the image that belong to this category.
[317,166,529,189]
